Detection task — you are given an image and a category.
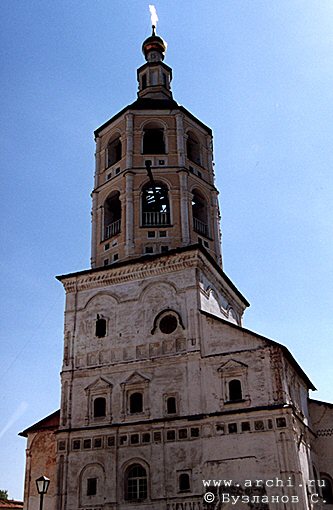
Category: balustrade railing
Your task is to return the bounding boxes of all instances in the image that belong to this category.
[105,219,121,239]
[193,217,208,237]
[143,211,170,227]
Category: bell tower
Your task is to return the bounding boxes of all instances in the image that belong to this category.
[91,26,222,268]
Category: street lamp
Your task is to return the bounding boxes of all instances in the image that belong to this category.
[36,475,50,510]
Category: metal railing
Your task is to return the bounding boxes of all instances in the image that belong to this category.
[142,212,170,227]
[105,219,121,239]
[193,217,208,237]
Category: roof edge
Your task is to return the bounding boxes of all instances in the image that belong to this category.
[200,309,316,391]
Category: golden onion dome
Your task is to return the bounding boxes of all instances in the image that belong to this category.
[142,26,167,61]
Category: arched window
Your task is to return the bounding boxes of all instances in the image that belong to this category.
[229,379,242,401]
[125,464,148,501]
[129,392,143,414]
[166,396,177,415]
[143,127,165,154]
[179,473,190,492]
[95,316,106,337]
[192,189,208,237]
[142,182,170,227]
[93,397,106,417]
[321,475,333,504]
[107,136,122,167]
[104,191,121,239]
[187,132,201,165]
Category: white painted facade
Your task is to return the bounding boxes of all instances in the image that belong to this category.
[21,27,333,510]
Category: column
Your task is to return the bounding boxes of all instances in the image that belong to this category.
[125,171,135,256]
[176,113,185,167]
[125,113,134,169]
[179,170,190,245]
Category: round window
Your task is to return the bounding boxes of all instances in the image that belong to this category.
[159,314,178,334]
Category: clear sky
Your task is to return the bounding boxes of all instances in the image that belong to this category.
[1,0,333,500]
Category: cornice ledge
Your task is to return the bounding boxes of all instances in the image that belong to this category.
[61,250,201,293]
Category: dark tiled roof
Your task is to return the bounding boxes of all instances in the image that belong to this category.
[94,98,212,136]
[19,409,60,437]
[0,501,23,509]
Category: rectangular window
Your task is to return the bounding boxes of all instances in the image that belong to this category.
[161,245,169,253]
[276,417,287,428]
[228,423,237,434]
[130,434,140,445]
[268,419,273,429]
[241,421,251,432]
[147,231,156,238]
[153,431,162,443]
[190,427,200,438]
[145,246,154,254]
[104,243,110,251]
[93,437,102,448]
[142,432,151,443]
[107,436,115,447]
[72,439,81,450]
[103,258,109,266]
[254,420,265,431]
[119,435,128,445]
[166,430,176,441]
[113,253,119,262]
[87,478,97,496]
[58,440,66,451]
[178,428,188,440]
[115,167,120,175]
[159,231,167,237]
[83,439,92,449]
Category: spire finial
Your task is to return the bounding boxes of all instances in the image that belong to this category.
[152,25,156,36]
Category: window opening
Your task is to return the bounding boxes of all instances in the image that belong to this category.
[129,392,143,413]
[166,396,177,414]
[125,464,148,501]
[179,473,190,492]
[104,191,121,240]
[192,190,208,237]
[107,136,122,167]
[159,314,178,334]
[187,133,201,164]
[93,397,106,417]
[142,74,147,89]
[142,182,170,227]
[143,128,165,154]
[228,379,242,401]
[95,315,107,338]
[87,478,97,496]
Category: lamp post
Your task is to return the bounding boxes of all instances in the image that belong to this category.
[36,475,50,510]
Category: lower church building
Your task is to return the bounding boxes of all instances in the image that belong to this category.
[20,24,333,510]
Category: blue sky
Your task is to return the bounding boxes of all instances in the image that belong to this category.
[1,0,333,500]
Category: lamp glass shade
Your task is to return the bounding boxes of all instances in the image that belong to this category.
[36,476,50,494]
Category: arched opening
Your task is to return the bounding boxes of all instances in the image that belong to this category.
[93,397,106,418]
[125,464,148,501]
[192,189,208,237]
[142,182,170,227]
[179,473,190,492]
[107,135,122,167]
[143,126,165,154]
[166,396,177,415]
[228,379,243,401]
[104,191,121,239]
[187,132,201,165]
[129,392,143,414]
[95,316,106,337]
